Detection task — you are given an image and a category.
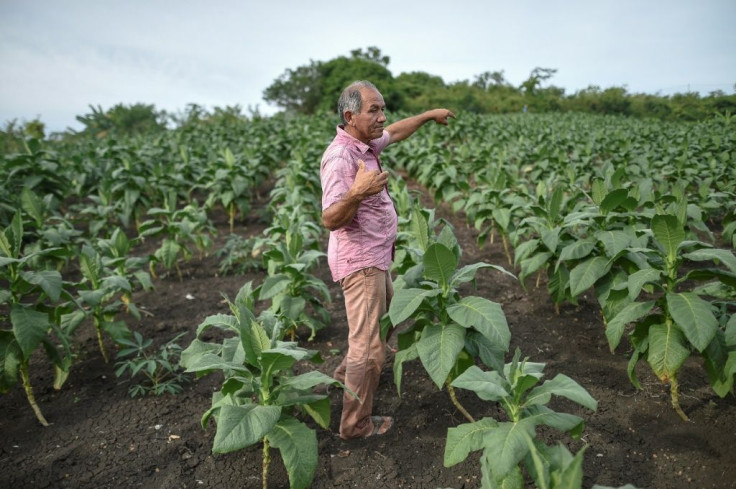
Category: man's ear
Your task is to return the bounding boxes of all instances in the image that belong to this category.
[344,111,354,126]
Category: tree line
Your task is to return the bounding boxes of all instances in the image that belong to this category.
[2,46,734,150]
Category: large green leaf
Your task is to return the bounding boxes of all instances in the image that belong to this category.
[569,256,610,297]
[447,296,510,350]
[605,301,655,351]
[525,374,598,411]
[388,288,441,325]
[651,214,684,264]
[648,323,690,382]
[417,323,466,388]
[597,230,633,258]
[0,331,21,392]
[423,243,457,290]
[259,274,290,300]
[626,269,661,300]
[20,269,64,302]
[444,417,498,467]
[483,418,536,480]
[683,248,736,273]
[212,404,281,453]
[557,239,596,263]
[451,365,509,402]
[10,304,50,360]
[666,293,717,352]
[266,418,318,489]
[393,343,419,397]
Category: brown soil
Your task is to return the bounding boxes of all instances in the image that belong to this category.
[1,183,734,489]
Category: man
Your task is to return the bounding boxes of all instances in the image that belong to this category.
[320,80,455,439]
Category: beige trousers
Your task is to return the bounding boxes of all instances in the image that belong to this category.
[334,267,394,439]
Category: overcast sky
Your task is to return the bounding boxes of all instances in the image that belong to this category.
[1,0,734,132]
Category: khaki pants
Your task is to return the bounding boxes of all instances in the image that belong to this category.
[334,267,394,439]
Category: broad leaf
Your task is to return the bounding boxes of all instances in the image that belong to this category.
[393,343,419,397]
[651,214,684,264]
[267,418,318,489]
[417,323,466,388]
[444,417,498,467]
[10,304,50,360]
[388,288,441,325]
[666,293,717,352]
[451,365,509,402]
[683,248,736,274]
[447,296,510,350]
[605,300,655,351]
[569,256,610,297]
[423,243,457,290]
[21,270,63,302]
[212,404,281,453]
[648,323,690,382]
[525,374,598,411]
[483,418,536,480]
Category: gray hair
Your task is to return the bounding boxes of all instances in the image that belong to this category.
[337,80,377,125]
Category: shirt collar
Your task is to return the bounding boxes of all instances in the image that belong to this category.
[336,124,372,155]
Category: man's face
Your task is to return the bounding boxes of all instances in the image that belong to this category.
[348,87,387,143]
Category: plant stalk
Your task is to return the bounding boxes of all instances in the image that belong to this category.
[21,362,49,427]
[502,233,512,265]
[94,316,110,363]
[446,381,475,423]
[262,437,271,489]
[669,375,689,422]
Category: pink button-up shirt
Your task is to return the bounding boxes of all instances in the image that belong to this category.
[321,126,398,282]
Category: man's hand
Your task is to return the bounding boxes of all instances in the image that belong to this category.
[321,160,388,231]
[351,159,388,199]
[429,109,456,125]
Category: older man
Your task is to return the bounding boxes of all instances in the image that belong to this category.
[320,80,455,439]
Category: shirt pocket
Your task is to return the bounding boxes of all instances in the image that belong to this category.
[359,191,391,236]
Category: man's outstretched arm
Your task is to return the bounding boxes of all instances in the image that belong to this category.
[386,109,455,144]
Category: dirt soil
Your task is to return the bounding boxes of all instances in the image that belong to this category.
[1,181,735,489]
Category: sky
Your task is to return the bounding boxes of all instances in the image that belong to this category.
[1,0,735,133]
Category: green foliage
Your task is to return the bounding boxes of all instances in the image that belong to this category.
[445,349,597,489]
[180,282,345,489]
[387,219,515,420]
[75,103,167,138]
[115,331,189,397]
[0,212,81,426]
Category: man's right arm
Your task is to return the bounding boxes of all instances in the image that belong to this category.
[322,160,388,231]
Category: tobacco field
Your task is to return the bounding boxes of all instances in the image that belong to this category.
[1,111,735,488]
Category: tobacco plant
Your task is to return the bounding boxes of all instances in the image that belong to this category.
[444,349,598,489]
[139,190,215,280]
[180,281,346,489]
[387,224,514,422]
[599,213,736,420]
[0,212,81,426]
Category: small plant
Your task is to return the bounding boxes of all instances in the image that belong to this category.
[114,331,189,397]
[139,190,215,280]
[444,349,598,489]
[180,281,346,489]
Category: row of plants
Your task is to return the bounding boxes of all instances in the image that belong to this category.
[386,111,736,421]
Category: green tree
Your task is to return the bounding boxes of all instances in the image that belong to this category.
[75,103,166,138]
[263,47,398,115]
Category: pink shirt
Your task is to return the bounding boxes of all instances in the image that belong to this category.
[321,126,398,282]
